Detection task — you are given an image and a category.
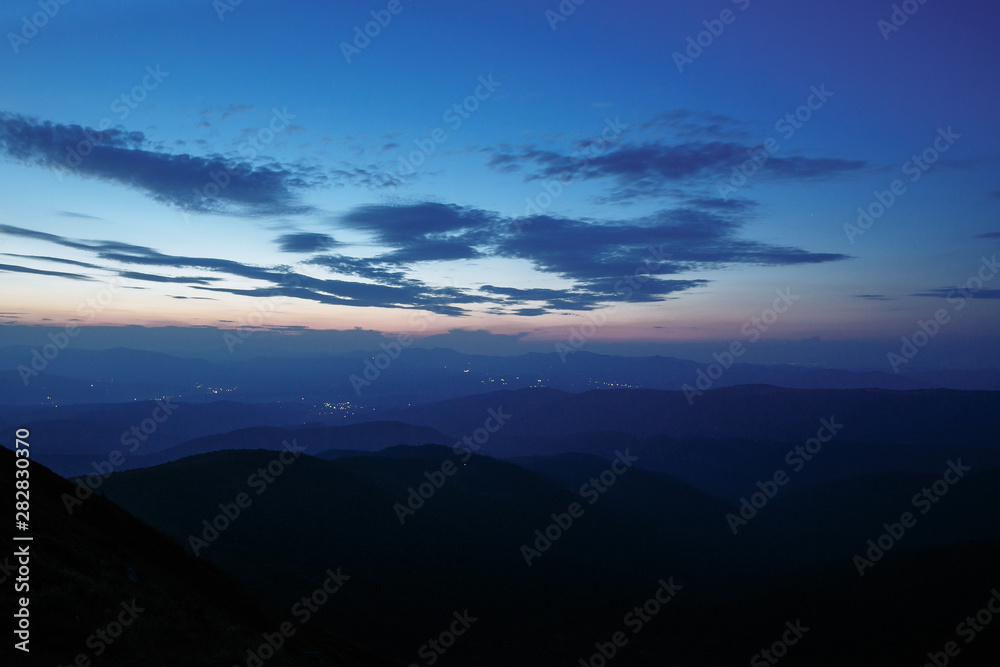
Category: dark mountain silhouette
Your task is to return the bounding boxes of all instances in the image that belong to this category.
[97,446,1000,665]
[100,448,734,665]
[550,434,1000,499]
[31,421,453,477]
[736,467,1000,568]
[365,385,1000,447]
[138,422,453,469]
[0,446,395,667]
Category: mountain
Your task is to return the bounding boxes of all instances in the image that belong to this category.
[0,446,394,666]
[362,385,1000,448]
[15,385,1000,483]
[31,421,453,477]
[553,434,1000,499]
[153,421,454,461]
[4,345,999,407]
[98,445,1000,665]
[101,447,733,665]
[736,466,1000,568]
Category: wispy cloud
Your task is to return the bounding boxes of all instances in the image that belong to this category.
[0,262,94,280]
[914,288,1000,299]
[486,140,867,203]
[275,233,340,253]
[0,112,313,216]
[0,188,850,317]
[56,211,105,220]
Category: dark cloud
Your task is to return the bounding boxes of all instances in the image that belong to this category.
[275,233,340,253]
[304,254,415,284]
[119,271,221,285]
[0,262,93,280]
[340,202,496,245]
[479,284,623,312]
[486,139,866,202]
[0,224,481,316]
[2,253,104,270]
[0,112,312,216]
[976,231,1000,239]
[0,190,848,316]
[57,211,105,220]
[220,104,255,120]
[337,202,496,262]
[323,202,844,312]
[914,288,1000,299]
[855,294,891,301]
[498,207,847,301]
[480,285,574,301]
[329,164,409,190]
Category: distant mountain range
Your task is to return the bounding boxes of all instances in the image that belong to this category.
[10,386,1000,488]
[6,376,1000,664]
[2,345,999,406]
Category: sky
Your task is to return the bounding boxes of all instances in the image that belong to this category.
[1,0,998,365]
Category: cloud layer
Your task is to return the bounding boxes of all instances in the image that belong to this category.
[0,113,311,216]
[0,193,849,316]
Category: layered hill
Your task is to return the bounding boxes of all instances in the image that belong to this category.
[0,446,395,667]
[99,445,1000,665]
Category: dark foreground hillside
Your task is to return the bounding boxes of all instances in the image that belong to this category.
[0,447,395,667]
[99,446,1000,666]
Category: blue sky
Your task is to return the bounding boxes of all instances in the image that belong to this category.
[1,0,998,364]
